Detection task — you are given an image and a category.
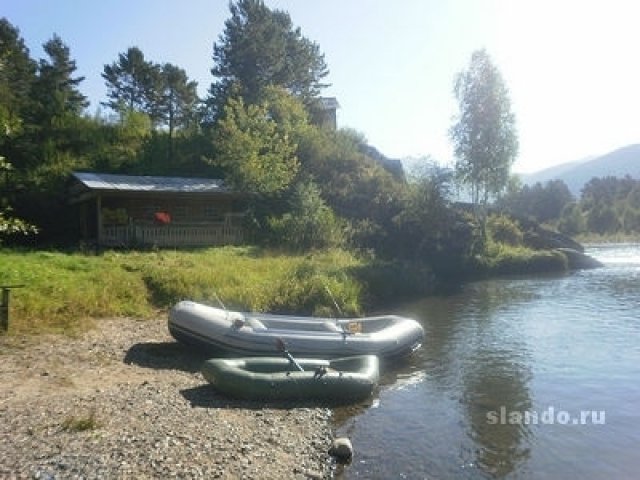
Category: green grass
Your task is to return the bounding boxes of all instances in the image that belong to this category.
[474,241,568,275]
[0,249,152,334]
[0,246,372,335]
[61,410,101,432]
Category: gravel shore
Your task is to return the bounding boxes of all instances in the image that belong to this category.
[0,317,333,479]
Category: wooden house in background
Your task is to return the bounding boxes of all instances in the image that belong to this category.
[311,97,340,130]
[69,172,247,247]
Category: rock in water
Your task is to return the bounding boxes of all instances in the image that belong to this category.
[557,248,604,270]
[329,437,353,462]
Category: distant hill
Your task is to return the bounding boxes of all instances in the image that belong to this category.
[521,144,640,196]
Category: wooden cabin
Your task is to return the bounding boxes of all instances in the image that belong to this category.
[69,172,247,247]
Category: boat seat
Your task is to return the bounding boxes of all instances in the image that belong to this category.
[246,317,267,330]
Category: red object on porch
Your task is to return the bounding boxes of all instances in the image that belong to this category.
[154,211,171,224]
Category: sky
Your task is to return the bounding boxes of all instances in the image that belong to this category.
[4,0,640,173]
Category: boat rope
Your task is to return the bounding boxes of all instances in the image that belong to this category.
[211,290,229,321]
[324,285,355,340]
[324,285,344,317]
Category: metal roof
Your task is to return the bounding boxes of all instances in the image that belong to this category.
[71,172,231,194]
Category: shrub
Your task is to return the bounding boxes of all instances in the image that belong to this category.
[487,214,523,246]
[558,202,586,236]
[267,181,348,251]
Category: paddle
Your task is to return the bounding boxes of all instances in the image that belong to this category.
[276,338,304,372]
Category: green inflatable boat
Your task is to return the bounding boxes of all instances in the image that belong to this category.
[201,355,379,402]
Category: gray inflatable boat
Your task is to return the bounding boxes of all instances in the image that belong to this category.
[168,300,424,359]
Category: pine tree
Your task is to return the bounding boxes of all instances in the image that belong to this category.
[34,34,88,124]
[0,18,37,139]
[0,18,39,172]
[157,63,198,146]
[208,0,329,120]
[102,47,160,120]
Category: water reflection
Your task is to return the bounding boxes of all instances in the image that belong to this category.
[579,269,640,312]
[445,280,534,477]
[336,244,640,479]
[462,347,532,477]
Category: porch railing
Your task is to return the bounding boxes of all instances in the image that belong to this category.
[101,223,244,247]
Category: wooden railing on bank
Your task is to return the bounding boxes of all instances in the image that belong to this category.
[101,223,244,247]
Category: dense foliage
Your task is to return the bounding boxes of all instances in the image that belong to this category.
[580,176,640,235]
[497,179,573,224]
[267,181,348,251]
[497,175,640,237]
[213,93,299,195]
[392,162,478,271]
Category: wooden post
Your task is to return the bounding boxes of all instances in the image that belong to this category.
[80,202,88,241]
[96,195,103,247]
[0,285,24,333]
[0,288,9,332]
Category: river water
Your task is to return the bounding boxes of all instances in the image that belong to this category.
[334,244,640,479]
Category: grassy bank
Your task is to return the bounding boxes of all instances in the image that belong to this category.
[472,242,569,277]
[0,242,571,336]
[0,247,432,335]
[427,240,570,282]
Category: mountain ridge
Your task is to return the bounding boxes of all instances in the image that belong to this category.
[520,144,640,195]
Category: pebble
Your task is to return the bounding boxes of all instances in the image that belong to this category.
[0,317,333,479]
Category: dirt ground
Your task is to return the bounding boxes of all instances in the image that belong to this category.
[0,317,332,479]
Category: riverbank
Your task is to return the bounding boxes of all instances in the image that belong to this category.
[575,232,640,244]
[0,316,333,479]
[1,243,588,337]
